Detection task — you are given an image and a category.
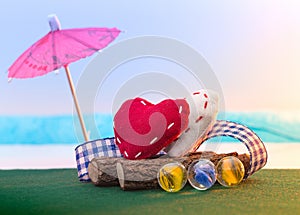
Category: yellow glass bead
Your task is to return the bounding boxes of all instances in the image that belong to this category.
[157,162,187,192]
[216,156,245,187]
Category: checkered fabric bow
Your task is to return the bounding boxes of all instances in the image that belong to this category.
[75,120,267,181]
[75,138,122,181]
[196,120,268,178]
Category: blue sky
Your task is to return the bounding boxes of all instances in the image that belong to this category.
[1,0,300,115]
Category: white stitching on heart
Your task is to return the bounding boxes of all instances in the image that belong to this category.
[179,105,182,113]
[150,137,158,145]
[116,137,121,144]
[141,101,146,106]
[167,122,175,129]
[124,150,128,157]
[135,152,142,158]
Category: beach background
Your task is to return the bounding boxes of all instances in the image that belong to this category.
[0,0,300,169]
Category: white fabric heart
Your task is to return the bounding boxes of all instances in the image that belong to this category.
[165,90,219,157]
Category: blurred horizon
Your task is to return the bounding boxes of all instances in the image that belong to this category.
[1,111,299,144]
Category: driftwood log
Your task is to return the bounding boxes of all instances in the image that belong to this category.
[88,151,250,190]
[88,157,121,186]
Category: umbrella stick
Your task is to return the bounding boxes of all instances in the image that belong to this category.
[64,65,89,142]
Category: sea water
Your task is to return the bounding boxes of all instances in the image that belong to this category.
[0,112,299,144]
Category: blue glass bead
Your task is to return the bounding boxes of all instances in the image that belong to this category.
[187,159,216,190]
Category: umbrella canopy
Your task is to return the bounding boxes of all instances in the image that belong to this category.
[8,16,120,78]
[8,15,121,141]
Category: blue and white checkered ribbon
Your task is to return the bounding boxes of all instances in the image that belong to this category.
[75,120,267,181]
[198,120,268,178]
[75,138,122,181]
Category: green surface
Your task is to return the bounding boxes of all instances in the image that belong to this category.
[0,169,299,215]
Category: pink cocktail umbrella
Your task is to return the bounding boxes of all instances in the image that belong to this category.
[8,15,121,141]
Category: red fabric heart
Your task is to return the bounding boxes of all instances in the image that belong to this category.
[114,97,190,159]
